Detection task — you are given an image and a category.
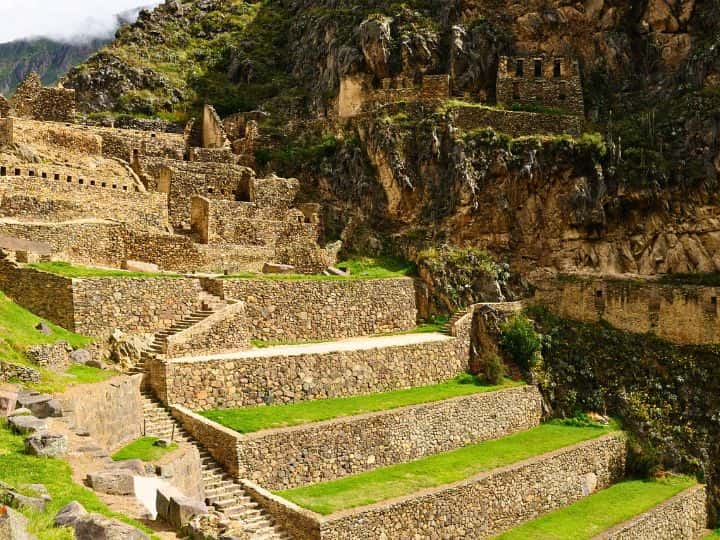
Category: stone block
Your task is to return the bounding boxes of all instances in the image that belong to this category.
[54,500,88,527]
[8,415,47,435]
[262,263,295,274]
[73,513,149,540]
[25,432,68,458]
[156,485,207,530]
[123,260,160,273]
[0,505,38,540]
[87,468,136,496]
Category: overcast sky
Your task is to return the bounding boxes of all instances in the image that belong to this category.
[0,0,162,44]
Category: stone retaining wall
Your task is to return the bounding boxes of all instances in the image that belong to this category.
[165,301,251,357]
[0,257,75,329]
[534,275,720,345]
[237,385,542,490]
[259,434,627,540]
[59,375,143,451]
[452,106,584,137]
[171,406,241,476]
[594,485,707,539]
[212,277,418,341]
[72,277,203,337]
[153,331,469,411]
[0,361,40,383]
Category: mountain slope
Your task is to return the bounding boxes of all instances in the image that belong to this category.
[0,39,108,95]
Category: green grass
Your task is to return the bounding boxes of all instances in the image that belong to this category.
[223,255,416,281]
[493,476,697,540]
[705,530,720,538]
[658,272,720,287]
[201,376,522,433]
[278,421,621,515]
[28,261,181,279]
[112,437,178,462]
[0,291,114,393]
[0,422,157,540]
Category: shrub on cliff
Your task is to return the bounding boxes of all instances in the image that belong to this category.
[499,313,544,372]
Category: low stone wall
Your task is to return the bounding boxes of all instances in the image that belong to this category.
[0,257,75,330]
[212,278,418,341]
[165,301,250,357]
[452,106,584,137]
[595,485,707,539]
[72,277,203,337]
[237,385,543,490]
[243,481,321,540]
[260,434,626,540]
[59,375,143,451]
[155,331,470,411]
[0,360,40,383]
[534,275,720,345]
[170,406,241,477]
[0,118,12,145]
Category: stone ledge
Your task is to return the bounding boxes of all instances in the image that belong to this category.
[592,484,707,540]
[236,385,543,490]
[256,433,627,540]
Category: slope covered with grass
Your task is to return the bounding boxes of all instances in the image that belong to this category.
[0,423,156,540]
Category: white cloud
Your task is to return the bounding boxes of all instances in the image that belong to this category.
[0,0,163,44]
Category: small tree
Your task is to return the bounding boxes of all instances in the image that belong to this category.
[500,313,543,371]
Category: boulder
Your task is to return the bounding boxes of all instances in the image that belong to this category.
[16,392,62,418]
[0,505,38,540]
[262,263,295,274]
[156,485,208,530]
[123,260,160,273]
[25,432,68,457]
[8,415,47,435]
[86,469,136,496]
[54,501,88,527]
[73,513,149,540]
[35,322,52,336]
[69,349,92,365]
[1,488,49,513]
[109,331,154,368]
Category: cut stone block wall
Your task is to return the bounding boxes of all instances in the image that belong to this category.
[9,120,102,155]
[212,277,418,341]
[155,445,205,501]
[255,434,626,540]
[594,485,707,540]
[59,375,143,451]
[71,277,204,337]
[451,106,584,137]
[12,73,76,122]
[497,56,584,116]
[164,301,251,357]
[90,126,185,162]
[151,326,470,410]
[0,176,167,231]
[0,118,13,145]
[201,104,230,149]
[534,275,720,345]
[1,165,133,191]
[236,385,543,490]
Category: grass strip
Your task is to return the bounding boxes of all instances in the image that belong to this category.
[278,421,620,515]
[493,476,697,540]
[223,255,415,281]
[201,376,522,434]
[112,437,178,462]
[0,422,157,540]
[29,261,181,279]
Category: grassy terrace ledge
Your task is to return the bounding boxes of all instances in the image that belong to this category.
[494,476,698,540]
[200,376,522,433]
[277,420,621,515]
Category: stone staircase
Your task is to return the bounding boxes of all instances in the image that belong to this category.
[141,391,291,539]
[128,291,226,375]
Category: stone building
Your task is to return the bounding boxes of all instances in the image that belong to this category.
[10,72,76,122]
[496,55,584,116]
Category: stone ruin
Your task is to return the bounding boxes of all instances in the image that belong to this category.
[496,55,585,116]
[10,72,77,123]
[0,95,9,118]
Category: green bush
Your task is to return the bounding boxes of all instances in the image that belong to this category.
[481,352,506,385]
[500,314,543,371]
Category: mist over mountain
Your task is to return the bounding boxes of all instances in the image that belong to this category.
[0,5,155,95]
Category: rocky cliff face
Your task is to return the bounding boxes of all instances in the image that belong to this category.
[64,0,720,276]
